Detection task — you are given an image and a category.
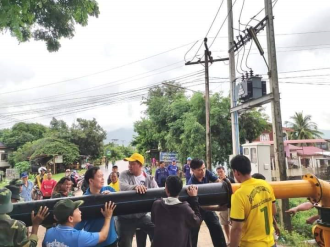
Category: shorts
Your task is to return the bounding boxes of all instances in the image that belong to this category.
[219,209,230,225]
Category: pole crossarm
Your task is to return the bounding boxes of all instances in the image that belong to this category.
[185,57,229,65]
[230,93,274,113]
[228,16,268,53]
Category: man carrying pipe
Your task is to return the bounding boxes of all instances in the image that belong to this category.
[75,167,118,247]
[117,153,158,247]
[230,155,276,247]
[187,158,227,247]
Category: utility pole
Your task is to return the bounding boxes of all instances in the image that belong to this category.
[204,43,212,171]
[264,0,291,231]
[227,0,240,156]
[185,39,229,170]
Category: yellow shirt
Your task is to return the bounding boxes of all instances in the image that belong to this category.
[230,178,275,247]
[109,181,120,192]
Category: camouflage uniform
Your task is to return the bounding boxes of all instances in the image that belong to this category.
[0,188,38,247]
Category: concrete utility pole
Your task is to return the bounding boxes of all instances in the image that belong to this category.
[204,44,212,171]
[264,0,291,231]
[227,0,240,156]
[185,39,229,170]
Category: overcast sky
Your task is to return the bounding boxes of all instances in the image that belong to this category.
[1,0,330,142]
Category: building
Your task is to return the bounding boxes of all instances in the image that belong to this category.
[255,139,330,180]
[254,126,294,142]
[0,142,11,171]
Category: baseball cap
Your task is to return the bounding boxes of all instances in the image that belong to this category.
[5,185,21,201]
[0,188,13,214]
[54,199,84,223]
[21,172,28,178]
[9,178,23,186]
[124,153,144,165]
[187,157,192,161]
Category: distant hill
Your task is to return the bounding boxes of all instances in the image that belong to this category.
[320,129,330,139]
[105,128,135,145]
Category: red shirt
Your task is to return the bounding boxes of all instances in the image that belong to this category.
[41,179,57,197]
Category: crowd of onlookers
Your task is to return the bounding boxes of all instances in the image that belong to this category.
[0,153,318,247]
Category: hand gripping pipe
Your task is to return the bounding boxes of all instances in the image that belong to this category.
[9,181,232,226]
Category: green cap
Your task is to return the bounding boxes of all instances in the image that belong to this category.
[9,179,23,187]
[54,199,84,223]
[0,188,13,214]
[5,185,21,201]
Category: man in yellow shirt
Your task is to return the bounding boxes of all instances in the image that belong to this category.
[230,155,276,247]
[109,172,120,192]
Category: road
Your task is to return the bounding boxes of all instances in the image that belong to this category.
[36,161,215,247]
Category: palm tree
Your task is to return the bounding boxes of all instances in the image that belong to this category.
[285,112,323,140]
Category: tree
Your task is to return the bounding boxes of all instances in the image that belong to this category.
[70,118,106,159]
[12,137,79,165]
[285,112,323,141]
[0,0,99,52]
[132,118,159,155]
[48,117,70,140]
[1,122,48,150]
[132,82,271,167]
[239,108,270,143]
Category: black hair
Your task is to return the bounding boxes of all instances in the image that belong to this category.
[216,166,225,171]
[57,210,75,225]
[230,155,251,175]
[159,161,165,165]
[190,158,204,170]
[165,176,183,197]
[85,166,100,184]
[252,173,266,180]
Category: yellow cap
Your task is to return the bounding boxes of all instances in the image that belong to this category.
[124,153,145,165]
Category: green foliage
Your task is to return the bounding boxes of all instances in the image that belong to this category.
[14,161,30,174]
[239,108,270,143]
[13,137,79,165]
[0,0,100,52]
[104,143,135,161]
[0,122,48,151]
[278,226,311,246]
[277,198,317,246]
[285,112,323,141]
[132,83,269,166]
[70,118,107,159]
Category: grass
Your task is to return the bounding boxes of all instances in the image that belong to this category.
[277,198,318,246]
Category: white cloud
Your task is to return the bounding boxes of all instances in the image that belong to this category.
[0,0,329,134]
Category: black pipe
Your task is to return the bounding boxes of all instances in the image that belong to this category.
[10,183,231,226]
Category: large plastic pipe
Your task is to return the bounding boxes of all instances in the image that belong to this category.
[232,179,317,199]
[10,183,231,226]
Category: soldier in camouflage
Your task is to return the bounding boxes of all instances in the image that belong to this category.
[0,187,49,247]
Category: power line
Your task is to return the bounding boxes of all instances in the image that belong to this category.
[209,0,239,49]
[0,41,198,95]
[188,0,226,62]
[0,72,204,117]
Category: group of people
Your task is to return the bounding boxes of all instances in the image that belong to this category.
[0,152,316,247]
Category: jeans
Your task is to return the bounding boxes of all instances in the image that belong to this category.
[116,215,155,247]
[191,211,227,247]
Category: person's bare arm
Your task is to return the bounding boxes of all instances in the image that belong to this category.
[98,201,116,243]
[230,221,244,247]
[272,202,277,217]
[286,202,314,216]
[306,215,320,224]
